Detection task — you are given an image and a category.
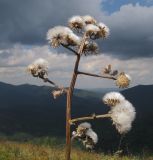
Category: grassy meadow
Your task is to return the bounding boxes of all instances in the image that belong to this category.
[0,137,152,160]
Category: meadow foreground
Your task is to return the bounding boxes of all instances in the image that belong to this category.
[0,140,152,160]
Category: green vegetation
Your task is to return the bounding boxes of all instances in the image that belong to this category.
[0,140,152,160]
[0,135,152,160]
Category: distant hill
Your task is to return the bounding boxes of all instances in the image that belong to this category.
[0,82,153,152]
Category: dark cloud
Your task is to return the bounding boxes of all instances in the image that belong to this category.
[0,0,100,45]
[0,0,153,59]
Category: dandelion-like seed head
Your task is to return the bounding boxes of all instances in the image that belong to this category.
[46,26,73,47]
[82,15,97,24]
[68,16,84,31]
[73,122,98,150]
[98,22,110,38]
[86,128,98,144]
[27,64,37,75]
[110,100,136,134]
[85,24,100,39]
[66,32,81,46]
[83,41,98,55]
[76,122,91,137]
[103,92,125,107]
[27,58,48,78]
[116,72,131,88]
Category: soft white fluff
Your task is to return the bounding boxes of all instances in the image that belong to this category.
[125,74,132,81]
[68,32,81,45]
[68,16,84,27]
[103,92,125,104]
[82,15,97,24]
[86,128,98,144]
[46,26,72,46]
[33,58,49,69]
[47,26,72,40]
[110,100,136,134]
[85,24,100,34]
[78,122,91,129]
[27,58,48,73]
[98,22,110,37]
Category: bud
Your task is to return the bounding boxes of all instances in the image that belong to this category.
[116,72,131,88]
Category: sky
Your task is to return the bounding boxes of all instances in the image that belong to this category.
[0,0,153,88]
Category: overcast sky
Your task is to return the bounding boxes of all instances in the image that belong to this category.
[0,0,153,88]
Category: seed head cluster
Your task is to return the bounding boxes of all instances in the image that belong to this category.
[103,92,136,134]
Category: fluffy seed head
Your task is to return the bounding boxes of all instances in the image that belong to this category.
[103,92,125,107]
[98,22,110,38]
[66,33,81,46]
[116,72,131,88]
[83,41,98,55]
[27,58,48,77]
[110,100,136,134]
[77,122,91,137]
[68,16,84,30]
[78,122,91,129]
[85,24,100,38]
[46,26,73,47]
[86,128,98,144]
[82,15,97,24]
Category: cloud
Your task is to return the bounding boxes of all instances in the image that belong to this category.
[0,44,152,88]
[0,0,153,59]
[0,0,101,46]
[102,3,153,58]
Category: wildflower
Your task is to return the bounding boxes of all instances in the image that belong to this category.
[82,128,98,150]
[110,100,136,134]
[78,122,91,129]
[82,15,97,24]
[27,58,48,78]
[103,92,125,107]
[86,128,98,144]
[46,26,74,47]
[68,16,84,30]
[72,122,98,150]
[85,24,100,39]
[116,72,131,88]
[83,41,98,55]
[66,32,81,46]
[97,22,110,38]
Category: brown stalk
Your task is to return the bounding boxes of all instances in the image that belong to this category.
[70,113,111,124]
[61,43,79,55]
[39,76,57,87]
[65,33,87,160]
[77,71,117,80]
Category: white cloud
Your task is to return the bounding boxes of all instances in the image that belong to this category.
[0,44,153,88]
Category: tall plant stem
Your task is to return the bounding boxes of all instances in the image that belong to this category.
[65,33,87,160]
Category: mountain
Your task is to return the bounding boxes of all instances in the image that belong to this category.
[0,82,153,152]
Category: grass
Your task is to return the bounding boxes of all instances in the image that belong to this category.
[0,140,153,160]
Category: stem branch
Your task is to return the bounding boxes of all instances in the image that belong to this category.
[70,113,111,124]
[61,44,79,55]
[77,71,116,80]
